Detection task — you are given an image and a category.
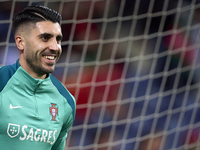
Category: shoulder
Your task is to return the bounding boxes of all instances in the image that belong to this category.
[0,61,20,92]
[50,75,76,120]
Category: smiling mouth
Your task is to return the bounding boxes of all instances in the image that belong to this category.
[43,55,56,60]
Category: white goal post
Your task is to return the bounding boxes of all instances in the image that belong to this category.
[1,0,200,150]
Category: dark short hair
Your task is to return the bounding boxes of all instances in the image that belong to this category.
[12,5,62,35]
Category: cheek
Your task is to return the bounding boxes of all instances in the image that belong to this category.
[60,47,62,54]
[25,40,36,51]
[24,42,41,58]
[58,45,62,55]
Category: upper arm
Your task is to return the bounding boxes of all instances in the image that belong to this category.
[50,75,76,150]
[51,113,74,150]
[0,62,19,92]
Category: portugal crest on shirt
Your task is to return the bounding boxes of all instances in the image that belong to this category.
[50,103,58,121]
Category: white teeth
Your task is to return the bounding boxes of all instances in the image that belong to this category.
[44,56,55,60]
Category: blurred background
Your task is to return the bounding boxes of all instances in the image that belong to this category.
[1,0,200,149]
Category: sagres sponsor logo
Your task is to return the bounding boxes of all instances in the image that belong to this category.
[7,123,57,145]
[7,123,20,138]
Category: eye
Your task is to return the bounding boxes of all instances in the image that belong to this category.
[56,35,62,43]
[39,33,52,42]
[41,35,50,42]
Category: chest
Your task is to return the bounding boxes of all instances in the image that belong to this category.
[0,88,64,145]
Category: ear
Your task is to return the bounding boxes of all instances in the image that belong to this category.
[15,35,25,51]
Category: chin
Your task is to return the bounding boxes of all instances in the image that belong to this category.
[47,69,55,74]
[42,67,55,74]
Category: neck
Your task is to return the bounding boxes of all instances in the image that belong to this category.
[19,58,47,79]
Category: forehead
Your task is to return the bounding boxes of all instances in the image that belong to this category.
[33,21,62,36]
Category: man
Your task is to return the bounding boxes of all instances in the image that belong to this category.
[0,5,76,150]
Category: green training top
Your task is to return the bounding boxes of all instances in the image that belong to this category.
[0,60,76,150]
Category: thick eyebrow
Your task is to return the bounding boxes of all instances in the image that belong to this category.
[38,33,63,41]
[38,33,53,38]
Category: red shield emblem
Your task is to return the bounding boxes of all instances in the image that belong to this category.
[50,103,58,121]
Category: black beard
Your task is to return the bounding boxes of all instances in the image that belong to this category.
[26,55,54,77]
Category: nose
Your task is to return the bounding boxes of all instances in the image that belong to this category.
[49,38,60,51]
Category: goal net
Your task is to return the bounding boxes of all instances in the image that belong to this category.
[1,0,200,149]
